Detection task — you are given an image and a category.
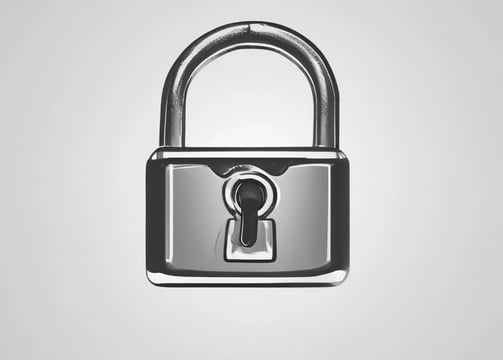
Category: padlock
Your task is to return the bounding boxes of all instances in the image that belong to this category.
[146,21,349,286]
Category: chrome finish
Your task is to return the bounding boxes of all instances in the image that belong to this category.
[160,21,339,148]
[147,22,349,286]
[160,162,332,273]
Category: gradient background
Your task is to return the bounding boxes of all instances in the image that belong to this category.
[1,0,502,359]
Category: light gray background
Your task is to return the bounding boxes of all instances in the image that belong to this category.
[1,0,502,359]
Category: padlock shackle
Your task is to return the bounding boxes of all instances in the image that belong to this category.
[160,21,340,149]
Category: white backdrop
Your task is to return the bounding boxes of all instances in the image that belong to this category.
[1,1,502,359]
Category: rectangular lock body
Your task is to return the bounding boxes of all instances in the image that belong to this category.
[146,148,349,286]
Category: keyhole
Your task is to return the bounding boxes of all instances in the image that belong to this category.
[236,180,266,247]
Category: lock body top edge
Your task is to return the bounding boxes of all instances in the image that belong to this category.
[149,147,347,160]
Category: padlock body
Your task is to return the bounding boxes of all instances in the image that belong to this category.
[146,148,349,286]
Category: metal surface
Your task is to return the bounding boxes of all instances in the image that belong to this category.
[146,148,349,285]
[147,22,349,286]
[161,163,331,273]
[160,21,340,148]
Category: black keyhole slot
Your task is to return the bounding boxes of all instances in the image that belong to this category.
[235,180,266,248]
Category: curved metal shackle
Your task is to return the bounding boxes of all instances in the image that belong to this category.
[160,21,340,149]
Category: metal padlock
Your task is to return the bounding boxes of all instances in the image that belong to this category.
[146,22,349,286]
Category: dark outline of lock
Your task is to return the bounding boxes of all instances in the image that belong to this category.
[146,21,349,286]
